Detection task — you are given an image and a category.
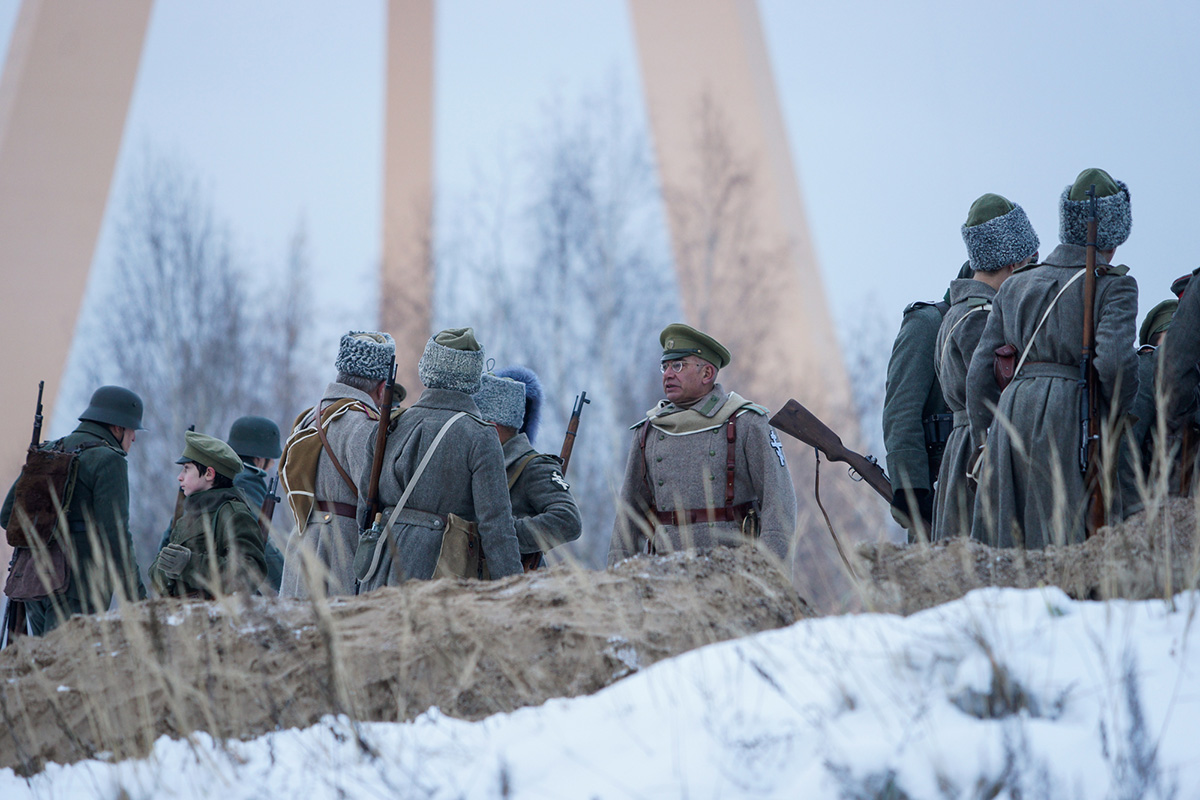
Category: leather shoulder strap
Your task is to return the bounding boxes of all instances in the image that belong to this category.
[507,452,542,491]
[316,400,360,498]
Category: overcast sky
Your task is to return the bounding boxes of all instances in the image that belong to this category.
[2,0,1198,405]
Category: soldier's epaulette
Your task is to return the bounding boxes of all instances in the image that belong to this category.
[1105,264,1131,277]
[735,402,769,417]
[464,412,494,427]
[903,300,941,315]
[966,297,991,309]
[1013,260,1041,274]
[630,417,649,431]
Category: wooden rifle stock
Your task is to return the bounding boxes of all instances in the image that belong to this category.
[364,357,398,524]
[770,399,893,503]
[1081,186,1105,536]
[558,391,590,476]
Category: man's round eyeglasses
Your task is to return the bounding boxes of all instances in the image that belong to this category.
[660,360,702,374]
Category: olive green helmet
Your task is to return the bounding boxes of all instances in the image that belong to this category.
[78,385,145,430]
[226,416,282,460]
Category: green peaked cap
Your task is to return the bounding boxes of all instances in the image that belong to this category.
[175,430,244,479]
[1069,167,1120,201]
[965,193,1015,227]
[1139,299,1178,347]
[433,327,481,351]
[659,323,731,369]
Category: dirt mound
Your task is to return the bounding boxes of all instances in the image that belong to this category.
[0,547,809,775]
[855,496,1200,615]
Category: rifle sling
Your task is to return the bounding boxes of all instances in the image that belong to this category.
[507,453,542,491]
[316,402,359,499]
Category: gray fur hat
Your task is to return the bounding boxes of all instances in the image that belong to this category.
[335,331,395,381]
[960,194,1039,272]
[473,373,526,430]
[418,327,485,393]
[1059,167,1131,251]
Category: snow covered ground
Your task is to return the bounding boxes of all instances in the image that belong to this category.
[4,587,1198,799]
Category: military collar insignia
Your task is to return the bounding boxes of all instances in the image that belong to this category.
[769,430,787,466]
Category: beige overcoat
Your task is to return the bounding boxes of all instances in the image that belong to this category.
[609,385,797,564]
[279,382,380,598]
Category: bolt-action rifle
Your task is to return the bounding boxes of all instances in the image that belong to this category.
[259,475,281,544]
[558,391,590,475]
[770,399,893,503]
[1080,185,1105,537]
[363,356,399,535]
[2,382,44,648]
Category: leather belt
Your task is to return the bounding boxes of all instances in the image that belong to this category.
[316,500,357,519]
[1019,362,1078,380]
[654,501,754,527]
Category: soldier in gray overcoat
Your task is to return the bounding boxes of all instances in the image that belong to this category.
[967,168,1139,548]
[882,263,972,539]
[356,328,522,588]
[932,194,1038,541]
[474,367,582,568]
[1162,268,1200,431]
[2,386,147,635]
[279,331,400,599]
[1117,298,1177,515]
[608,324,797,564]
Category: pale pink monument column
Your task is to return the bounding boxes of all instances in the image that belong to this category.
[382,0,436,395]
[0,0,153,498]
[628,0,853,423]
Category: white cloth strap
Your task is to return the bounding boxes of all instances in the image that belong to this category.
[938,304,991,373]
[1013,269,1086,380]
[382,411,467,534]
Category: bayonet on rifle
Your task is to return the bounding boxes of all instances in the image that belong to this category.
[30,381,44,450]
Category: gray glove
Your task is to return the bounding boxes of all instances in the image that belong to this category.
[157,543,192,579]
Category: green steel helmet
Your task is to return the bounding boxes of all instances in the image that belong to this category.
[226,416,282,459]
[78,385,145,430]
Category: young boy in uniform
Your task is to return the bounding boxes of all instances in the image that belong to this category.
[150,431,266,598]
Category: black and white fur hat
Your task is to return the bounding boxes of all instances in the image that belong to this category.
[335,331,395,381]
[960,194,1039,273]
[1059,168,1131,251]
[496,365,543,444]
[473,374,527,431]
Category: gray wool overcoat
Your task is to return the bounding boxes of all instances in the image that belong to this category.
[279,382,381,599]
[966,244,1138,548]
[883,301,949,496]
[932,278,996,541]
[1117,347,1159,518]
[356,388,522,588]
[1163,269,1200,429]
[608,385,797,565]
[503,432,582,555]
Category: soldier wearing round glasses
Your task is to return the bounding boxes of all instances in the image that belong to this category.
[608,323,797,565]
